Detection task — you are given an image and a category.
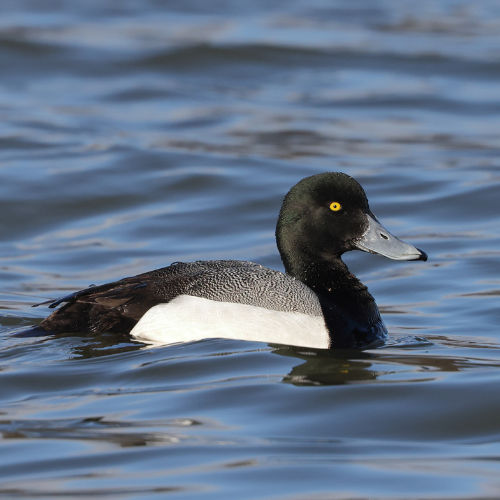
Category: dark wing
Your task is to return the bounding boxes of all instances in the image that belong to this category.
[33,282,144,309]
[38,262,206,334]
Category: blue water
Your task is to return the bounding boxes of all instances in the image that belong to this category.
[1,1,500,498]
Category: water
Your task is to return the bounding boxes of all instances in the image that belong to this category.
[1,0,500,498]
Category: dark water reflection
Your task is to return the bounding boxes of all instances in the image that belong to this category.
[1,0,500,498]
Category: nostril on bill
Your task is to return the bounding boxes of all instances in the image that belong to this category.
[380,233,389,240]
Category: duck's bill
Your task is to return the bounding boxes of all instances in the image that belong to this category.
[354,213,427,261]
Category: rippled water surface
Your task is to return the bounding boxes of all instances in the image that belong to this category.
[1,1,500,498]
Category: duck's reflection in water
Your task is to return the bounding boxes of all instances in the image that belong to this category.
[272,334,500,386]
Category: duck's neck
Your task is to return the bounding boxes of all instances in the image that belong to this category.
[284,253,386,348]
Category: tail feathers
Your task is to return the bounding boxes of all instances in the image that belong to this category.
[40,301,136,335]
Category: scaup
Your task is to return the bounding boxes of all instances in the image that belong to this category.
[34,172,426,349]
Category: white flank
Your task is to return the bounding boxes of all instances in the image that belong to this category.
[130,295,330,349]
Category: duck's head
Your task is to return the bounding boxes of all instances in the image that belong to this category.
[276,172,427,270]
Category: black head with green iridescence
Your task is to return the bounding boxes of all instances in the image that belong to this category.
[277,173,368,265]
[276,172,426,274]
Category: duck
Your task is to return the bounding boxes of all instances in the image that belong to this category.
[34,172,427,349]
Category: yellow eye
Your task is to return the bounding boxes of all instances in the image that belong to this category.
[329,201,342,212]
